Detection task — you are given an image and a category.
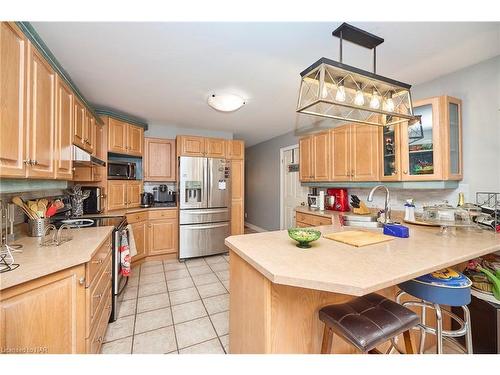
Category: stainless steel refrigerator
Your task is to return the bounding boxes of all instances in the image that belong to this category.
[179,157,231,259]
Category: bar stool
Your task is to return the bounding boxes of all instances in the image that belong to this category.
[319,293,420,354]
[397,267,473,354]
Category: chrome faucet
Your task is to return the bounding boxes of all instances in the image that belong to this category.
[367,185,391,224]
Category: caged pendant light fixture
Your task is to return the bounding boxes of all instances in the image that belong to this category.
[296,23,421,134]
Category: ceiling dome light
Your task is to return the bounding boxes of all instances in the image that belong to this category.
[207,93,245,112]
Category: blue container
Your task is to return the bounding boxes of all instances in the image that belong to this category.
[383,223,409,238]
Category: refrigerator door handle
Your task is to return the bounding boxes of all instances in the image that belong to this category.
[205,158,209,208]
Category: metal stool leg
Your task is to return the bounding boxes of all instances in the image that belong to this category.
[418,302,427,354]
[434,304,444,354]
[462,305,473,354]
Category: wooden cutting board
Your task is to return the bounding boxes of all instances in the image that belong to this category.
[324,230,395,247]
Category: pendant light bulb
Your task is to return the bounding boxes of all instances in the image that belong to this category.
[354,90,365,106]
[335,83,346,102]
[321,85,329,99]
[370,89,380,109]
[384,91,395,112]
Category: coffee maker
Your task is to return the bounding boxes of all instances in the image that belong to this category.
[326,188,349,212]
[152,184,176,207]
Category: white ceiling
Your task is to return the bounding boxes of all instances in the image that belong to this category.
[32,22,500,146]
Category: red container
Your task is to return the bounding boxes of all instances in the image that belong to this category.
[326,188,350,212]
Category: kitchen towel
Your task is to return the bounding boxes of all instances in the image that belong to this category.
[119,229,131,276]
[127,224,137,258]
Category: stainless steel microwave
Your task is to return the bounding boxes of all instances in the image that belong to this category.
[108,161,137,180]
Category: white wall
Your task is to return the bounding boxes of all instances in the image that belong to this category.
[145,123,233,139]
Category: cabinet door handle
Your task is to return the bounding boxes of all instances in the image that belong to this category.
[93,293,103,299]
[403,170,408,174]
[79,277,85,285]
[92,259,104,265]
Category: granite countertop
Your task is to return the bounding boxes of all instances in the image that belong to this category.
[0,226,114,291]
[295,206,337,219]
[225,223,500,297]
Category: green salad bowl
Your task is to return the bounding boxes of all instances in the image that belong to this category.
[287,228,321,249]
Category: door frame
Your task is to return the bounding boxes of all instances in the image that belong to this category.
[279,144,299,230]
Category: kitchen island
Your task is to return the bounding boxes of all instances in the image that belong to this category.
[225,224,500,354]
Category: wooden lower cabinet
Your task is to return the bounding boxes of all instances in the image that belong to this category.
[130,221,148,261]
[148,218,178,256]
[127,209,178,261]
[295,211,332,227]
[0,234,113,354]
[0,265,86,354]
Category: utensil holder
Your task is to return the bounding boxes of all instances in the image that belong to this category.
[27,218,50,237]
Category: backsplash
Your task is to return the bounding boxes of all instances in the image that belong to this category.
[312,184,471,213]
[143,182,177,193]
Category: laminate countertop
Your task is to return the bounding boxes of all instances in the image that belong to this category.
[0,226,114,291]
[225,223,500,297]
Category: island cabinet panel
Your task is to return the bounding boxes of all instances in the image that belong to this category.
[177,135,206,156]
[27,44,56,179]
[0,22,27,178]
[330,125,351,181]
[0,265,86,354]
[205,138,226,158]
[144,137,176,181]
[55,77,74,180]
[350,124,379,181]
[299,136,313,181]
[108,118,128,154]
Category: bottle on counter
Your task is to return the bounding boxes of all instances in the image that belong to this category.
[404,198,416,222]
[319,191,325,211]
[457,192,465,207]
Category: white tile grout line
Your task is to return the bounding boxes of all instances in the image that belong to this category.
[163,259,181,354]
[104,257,230,354]
[184,257,228,354]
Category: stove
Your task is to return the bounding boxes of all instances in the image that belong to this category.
[51,214,128,322]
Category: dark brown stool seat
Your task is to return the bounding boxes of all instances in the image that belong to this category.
[319,293,419,353]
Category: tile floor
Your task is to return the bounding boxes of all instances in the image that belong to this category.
[101,253,230,354]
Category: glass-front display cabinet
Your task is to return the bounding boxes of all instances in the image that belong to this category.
[381,95,462,181]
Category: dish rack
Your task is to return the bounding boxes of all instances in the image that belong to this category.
[476,192,500,232]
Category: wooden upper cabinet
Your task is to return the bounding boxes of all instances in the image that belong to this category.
[27,44,56,179]
[299,136,313,181]
[331,126,352,181]
[312,131,331,181]
[127,125,144,156]
[107,118,143,157]
[205,138,226,158]
[108,118,127,154]
[94,121,106,161]
[86,113,96,155]
[177,135,206,157]
[73,99,86,149]
[0,265,86,354]
[107,180,127,211]
[55,77,74,180]
[144,137,176,181]
[226,140,245,160]
[127,180,142,208]
[351,124,379,181]
[0,22,28,177]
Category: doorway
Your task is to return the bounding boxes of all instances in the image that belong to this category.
[280,145,309,230]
